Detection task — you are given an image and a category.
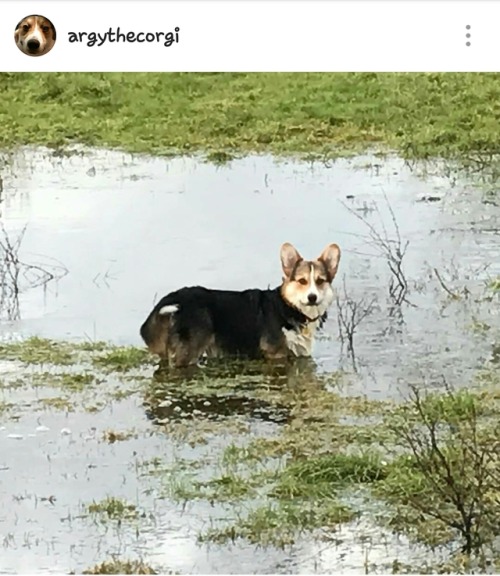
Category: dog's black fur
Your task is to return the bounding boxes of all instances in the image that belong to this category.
[140,285,326,363]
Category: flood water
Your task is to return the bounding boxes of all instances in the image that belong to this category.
[0,147,499,573]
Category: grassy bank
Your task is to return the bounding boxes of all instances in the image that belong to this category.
[1,73,500,163]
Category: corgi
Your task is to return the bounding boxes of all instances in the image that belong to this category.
[15,15,56,57]
[140,242,341,367]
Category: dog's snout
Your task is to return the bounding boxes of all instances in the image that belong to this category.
[307,293,317,304]
[27,39,40,50]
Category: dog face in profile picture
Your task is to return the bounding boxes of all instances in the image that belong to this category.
[15,15,56,57]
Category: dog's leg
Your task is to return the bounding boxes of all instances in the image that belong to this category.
[260,336,288,361]
[140,307,177,359]
[169,331,213,369]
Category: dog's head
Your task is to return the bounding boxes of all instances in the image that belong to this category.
[280,242,341,319]
[15,15,56,57]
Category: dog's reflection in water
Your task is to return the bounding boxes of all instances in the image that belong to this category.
[144,356,324,426]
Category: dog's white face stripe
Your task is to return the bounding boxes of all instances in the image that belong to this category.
[307,265,319,302]
[27,20,44,45]
[158,304,179,315]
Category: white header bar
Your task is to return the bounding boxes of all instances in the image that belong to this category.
[0,1,496,72]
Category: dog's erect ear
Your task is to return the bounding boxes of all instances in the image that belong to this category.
[318,243,341,282]
[280,242,302,279]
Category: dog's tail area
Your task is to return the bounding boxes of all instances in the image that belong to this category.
[140,300,179,357]
[157,304,179,315]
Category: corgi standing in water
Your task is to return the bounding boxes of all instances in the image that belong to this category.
[140,242,341,367]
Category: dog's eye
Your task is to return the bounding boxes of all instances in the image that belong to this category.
[316,278,326,286]
[42,26,50,32]
[23,24,30,31]
[297,278,308,286]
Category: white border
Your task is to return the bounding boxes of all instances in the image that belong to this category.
[0,1,495,71]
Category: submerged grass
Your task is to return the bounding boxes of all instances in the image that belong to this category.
[150,363,394,546]
[92,346,154,372]
[1,73,500,168]
[150,360,500,557]
[0,336,76,365]
[2,334,500,566]
[200,499,354,548]
[173,451,384,545]
[87,497,138,521]
[82,559,158,574]
[0,336,151,372]
[0,337,151,416]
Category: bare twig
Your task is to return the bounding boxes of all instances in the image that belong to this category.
[336,276,376,370]
[434,268,461,300]
[0,223,68,320]
[386,381,500,555]
[343,193,410,306]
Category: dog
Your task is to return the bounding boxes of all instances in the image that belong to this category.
[15,15,56,57]
[140,242,341,368]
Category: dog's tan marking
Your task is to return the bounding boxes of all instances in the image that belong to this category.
[259,336,288,360]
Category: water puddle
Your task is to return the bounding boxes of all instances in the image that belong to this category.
[0,147,499,573]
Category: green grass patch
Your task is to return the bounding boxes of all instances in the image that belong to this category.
[168,474,255,503]
[0,337,76,365]
[200,499,354,548]
[28,371,98,392]
[2,73,500,168]
[272,453,387,499]
[82,559,158,574]
[488,277,500,292]
[92,347,153,372]
[87,497,138,521]
[0,336,152,374]
[0,337,152,416]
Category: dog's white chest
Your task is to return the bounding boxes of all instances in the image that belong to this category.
[282,322,317,357]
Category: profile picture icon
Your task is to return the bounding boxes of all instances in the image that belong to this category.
[14,15,56,57]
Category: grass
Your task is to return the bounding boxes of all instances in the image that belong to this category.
[82,559,158,574]
[271,453,388,499]
[1,334,499,567]
[87,497,138,520]
[102,429,136,443]
[151,364,500,556]
[200,499,355,548]
[0,400,11,417]
[0,337,151,416]
[0,336,151,372]
[0,336,76,365]
[376,386,500,554]
[165,451,385,546]
[92,346,154,372]
[488,276,500,292]
[1,73,500,168]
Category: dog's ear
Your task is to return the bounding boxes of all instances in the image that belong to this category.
[318,243,341,282]
[15,19,24,31]
[280,242,302,279]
